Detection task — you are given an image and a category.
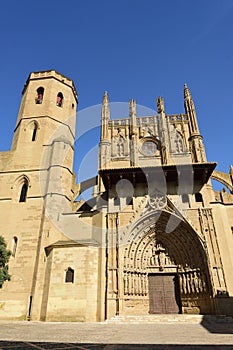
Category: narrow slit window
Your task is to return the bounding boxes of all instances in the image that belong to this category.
[19,183,28,202]
[65,267,74,283]
[32,123,38,141]
[12,236,18,257]
[35,87,44,104]
[56,92,63,107]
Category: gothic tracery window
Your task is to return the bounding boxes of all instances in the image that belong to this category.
[175,136,184,153]
[141,140,157,156]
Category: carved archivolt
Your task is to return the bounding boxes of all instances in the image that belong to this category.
[123,215,210,298]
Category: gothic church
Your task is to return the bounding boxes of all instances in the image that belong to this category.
[0,70,233,321]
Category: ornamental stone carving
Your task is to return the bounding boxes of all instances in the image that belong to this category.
[143,192,167,213]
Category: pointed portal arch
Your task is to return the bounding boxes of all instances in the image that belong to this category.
[122,209,212,315]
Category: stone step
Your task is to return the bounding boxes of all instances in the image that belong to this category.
[105,314,233,324]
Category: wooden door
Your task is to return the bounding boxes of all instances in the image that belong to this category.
[148,274,181,314]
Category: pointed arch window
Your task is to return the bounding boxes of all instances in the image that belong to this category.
[12,236,18,257]
[56,92,63,107]
[35,87,44,104]
[65,267,74,283]
[19,182,28,202]
[31,122,38,141]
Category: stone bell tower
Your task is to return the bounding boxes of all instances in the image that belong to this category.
[11,70,78,206]
[12,70,78,151]
[0,70,78,321]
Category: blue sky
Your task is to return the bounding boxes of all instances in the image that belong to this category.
[0,0,233,189]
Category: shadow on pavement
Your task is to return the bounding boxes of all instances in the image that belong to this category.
[201,314,233,334]
[0,342,233,350]
[200,295,233,334]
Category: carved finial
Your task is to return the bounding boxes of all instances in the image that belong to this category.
[101,90,110,140]
[129,99,136,108]
[156,96,165,114]
[230,165,233,176]
[184,83,191,99]
[102,90,108,104]
[129,99,136,117]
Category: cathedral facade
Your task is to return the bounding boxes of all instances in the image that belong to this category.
[0,70,233,321]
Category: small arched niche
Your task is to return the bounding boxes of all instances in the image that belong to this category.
[65,267,74,283]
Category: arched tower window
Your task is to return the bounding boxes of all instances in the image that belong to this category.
[35,87,44,104]
[31,122,38,141]
[12,236,18,257]
[13,175,30,204]
[56,92,63,107]
[19,182,28,202]
[65,267,74,283]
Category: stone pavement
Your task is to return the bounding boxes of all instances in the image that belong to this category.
[0,317,233,349]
